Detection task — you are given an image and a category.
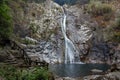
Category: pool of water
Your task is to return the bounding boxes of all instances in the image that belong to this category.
[53,0,89,5]
[49,63,110,77]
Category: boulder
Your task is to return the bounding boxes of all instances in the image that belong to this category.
[91,69,103,73]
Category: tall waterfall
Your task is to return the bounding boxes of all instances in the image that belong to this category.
[61,7,78,63]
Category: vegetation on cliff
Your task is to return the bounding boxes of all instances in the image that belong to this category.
[86,0,114,27]
[111,15,120,42]
[86,0,120,42]
[87,1,113,16]
[0,0,13,45]
[0,1,50,80]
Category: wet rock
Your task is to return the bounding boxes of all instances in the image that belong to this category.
[20,44,27,48]
[83,72,120,80]
[94,76,117,80]
[84,42,120,64]
[24,41,61,63]
[35,47,41,52]
[110,63,119,72]
[25,49,32,52]
[106,72,120,80]
[63,77,76,80]
[29,54,39,62]
[25,36,38,43]
[27,45,36,49]
[53,71,120,80]
[90,42,109,62]
[91,69,103,73]
[83,75,101,80]
[0,76,4,80]
[55,77,76,80]
[0,51,9,62]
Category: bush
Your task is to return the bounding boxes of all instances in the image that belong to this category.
[114,17,120,30]
[87,1,113,16]
[112,32,120,42]
[0,64,49,80]
[22,38,36,45]
[0,0,13,45]
[111,16,120,42]
[19,67,49,80]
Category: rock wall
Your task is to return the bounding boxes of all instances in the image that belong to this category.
[10,0,120,65]
[20,0,98,63]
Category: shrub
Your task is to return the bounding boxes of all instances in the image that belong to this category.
[29,23,39,34]
[0,0,13,45]
[87,1,113,17]
[114,17,120,30]
[111,16,120,42]
[22,38,36,45]
[0,64,49,80]
[112,32,120,42]
[19,67,49,80]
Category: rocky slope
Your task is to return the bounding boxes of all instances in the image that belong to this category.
[2,0,119,80]
[8,0,95,63]
[8,0,120,65]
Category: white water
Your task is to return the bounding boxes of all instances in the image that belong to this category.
[61,8,78,63]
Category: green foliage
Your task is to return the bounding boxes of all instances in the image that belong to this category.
[29,23,39,34]
[114,16,120,30]
[0,0,13,43]
[112,32,120,42]
[26,67,48,80]
[111,16,120,42]
[0,64,49,80]
[0,64,18,80]
[22,38,36,45]
[24,0,46,3]
[87,1,113,17]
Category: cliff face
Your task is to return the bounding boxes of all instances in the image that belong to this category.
[10,0,95,63]
[8,0,120,65]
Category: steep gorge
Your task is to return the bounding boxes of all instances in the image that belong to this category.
[0,0,120,79]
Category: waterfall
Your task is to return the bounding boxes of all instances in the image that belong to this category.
[61,7,79,63]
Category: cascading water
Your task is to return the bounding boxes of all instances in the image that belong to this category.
[61,7,79,63]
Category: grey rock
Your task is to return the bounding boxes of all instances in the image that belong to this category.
[91,69,103,73]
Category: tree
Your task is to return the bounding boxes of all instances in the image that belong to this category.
[0,0,13,45]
